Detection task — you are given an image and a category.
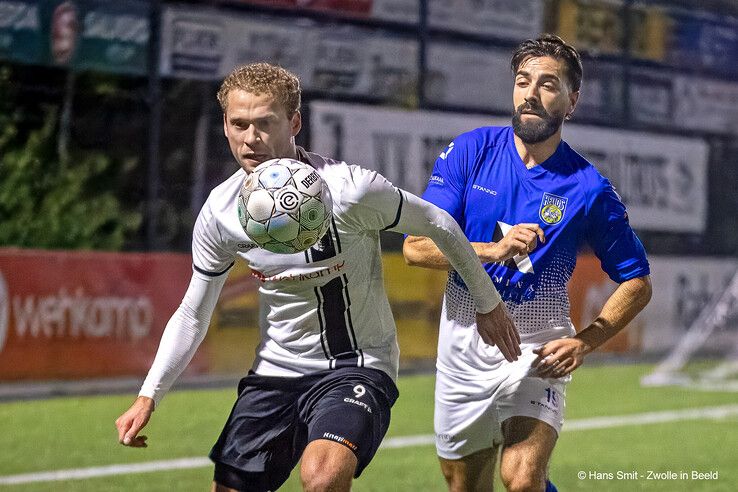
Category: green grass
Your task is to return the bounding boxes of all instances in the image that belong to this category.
[1,364,736,490]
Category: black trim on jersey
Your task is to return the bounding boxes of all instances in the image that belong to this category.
[193,262,234,277]
[314,286,331,360]
[382,189,404,231]
[342,274,359,349]
[308,228,336,263]
[306,219,341,263]
[331,218,342,253]
[319,277,354,357]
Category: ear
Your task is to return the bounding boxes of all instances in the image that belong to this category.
[566,91,579,120]
[223,113,228,137]
[290,111,302,137]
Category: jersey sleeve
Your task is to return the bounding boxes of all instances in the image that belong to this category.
[586,180,650,283]
[420,133,476,223]
[336,165,404,231]
[191,199,236,277]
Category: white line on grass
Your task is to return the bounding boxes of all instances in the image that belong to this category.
[2,404,738,485]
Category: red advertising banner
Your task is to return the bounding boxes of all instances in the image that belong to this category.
[0,248,197,380]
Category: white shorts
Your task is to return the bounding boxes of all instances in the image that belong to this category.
[434,346,569,460]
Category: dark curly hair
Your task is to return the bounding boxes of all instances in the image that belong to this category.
[510,34,583,93]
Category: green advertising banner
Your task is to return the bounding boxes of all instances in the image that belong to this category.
[0,0,150,75]
[71,0,149,75]
[0,0,45,64]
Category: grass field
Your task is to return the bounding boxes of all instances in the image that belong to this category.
[1,363,737,491]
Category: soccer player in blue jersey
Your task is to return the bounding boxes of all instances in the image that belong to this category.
[404,34,652,492]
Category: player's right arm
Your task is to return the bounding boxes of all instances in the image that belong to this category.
[402,133,543,269]
[404,224,544,270]
[116,201,235,447]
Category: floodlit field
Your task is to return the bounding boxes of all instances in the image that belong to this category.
[1,364,737,491]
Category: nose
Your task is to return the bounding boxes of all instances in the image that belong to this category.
[244,125,261,146]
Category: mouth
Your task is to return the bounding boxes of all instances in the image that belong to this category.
[242,153,269,162]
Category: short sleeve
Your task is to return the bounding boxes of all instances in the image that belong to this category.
[587,181,650,283]
[420,133,476,223]
[191,200,236,277]
[336,165,403,232]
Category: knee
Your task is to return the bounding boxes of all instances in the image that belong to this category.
[440,466,467,492]
[300,450,354,492]
[500,469,546,492]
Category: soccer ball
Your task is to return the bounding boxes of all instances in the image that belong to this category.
[237,158,333,254]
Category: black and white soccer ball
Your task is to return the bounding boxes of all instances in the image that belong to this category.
[237,158,333,254]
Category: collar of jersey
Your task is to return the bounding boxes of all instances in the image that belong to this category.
[506,127,566,178]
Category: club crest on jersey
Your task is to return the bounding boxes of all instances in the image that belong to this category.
[539,193,568,225]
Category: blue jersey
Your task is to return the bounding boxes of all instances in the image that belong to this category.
[423,126,650,308]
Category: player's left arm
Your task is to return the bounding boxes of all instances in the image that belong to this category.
[534,275,652,377]
[535,179,652,377]
[341,166,521,361]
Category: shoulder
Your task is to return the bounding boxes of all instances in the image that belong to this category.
[299,149,391,206]
[560,140,612,198]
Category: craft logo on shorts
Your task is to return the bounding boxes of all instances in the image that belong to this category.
[0,271,8,352]
[539,192,568,225]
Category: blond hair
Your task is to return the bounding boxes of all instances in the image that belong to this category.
[217,63,301,116]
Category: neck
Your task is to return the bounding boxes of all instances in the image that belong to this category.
[513,129,562,168]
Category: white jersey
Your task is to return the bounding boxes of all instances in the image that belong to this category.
[139,148,500,405]
[194,149,405,380]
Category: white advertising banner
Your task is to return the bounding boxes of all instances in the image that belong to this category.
[160,5,418,99]
[428,0,543,40]
[562,126,708,233]
[672,76,738,134]
[310,102,709,233]
[160,6,227,79]
[160,6,314,81]
[310,101,507,195]
[640,257,738,352]
[426,43,513,110]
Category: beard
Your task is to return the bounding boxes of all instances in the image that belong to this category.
[511,101,565,144]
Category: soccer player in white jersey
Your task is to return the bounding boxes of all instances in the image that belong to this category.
[404,35,653,491]
[115,63,520,492]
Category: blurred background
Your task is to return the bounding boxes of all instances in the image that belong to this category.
[1,1,738,489]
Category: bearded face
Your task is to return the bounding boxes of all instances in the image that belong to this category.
[511,99,566,145]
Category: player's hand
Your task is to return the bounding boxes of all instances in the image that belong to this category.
[487,223,545,262]
[476,302,521,362]
[532,338,591,378]
[115,396,155,448]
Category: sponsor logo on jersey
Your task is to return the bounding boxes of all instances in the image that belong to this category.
[539,192,568,225]
[250,260,346,282]
[429,175,444,185]
[439,142,455,160]
[237,242,258,250]
[472,184,498,196]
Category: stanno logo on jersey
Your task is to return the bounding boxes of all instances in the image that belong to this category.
[539,193,568,225]
[439,142,455,160]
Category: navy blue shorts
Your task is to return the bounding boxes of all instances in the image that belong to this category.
[209,367,398,491]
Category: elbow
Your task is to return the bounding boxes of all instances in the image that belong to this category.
[636,275,653,309]
[403,237,421,266]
